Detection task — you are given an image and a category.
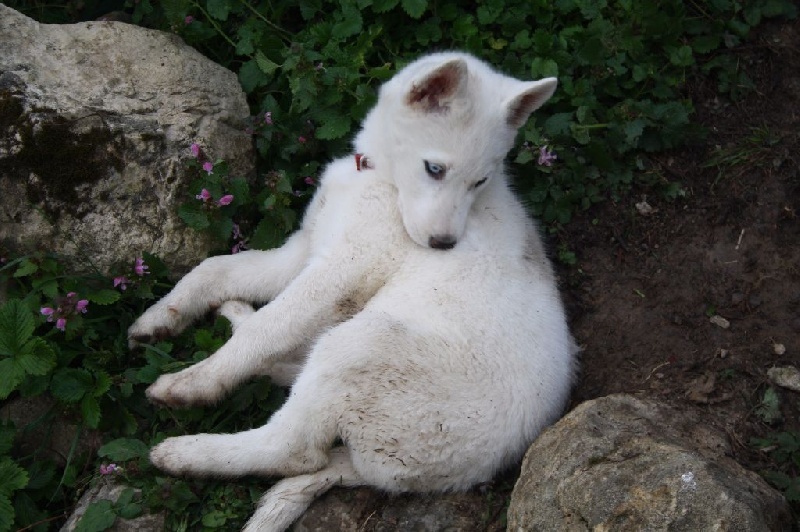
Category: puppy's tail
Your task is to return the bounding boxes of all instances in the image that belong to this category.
[243,447,363,532]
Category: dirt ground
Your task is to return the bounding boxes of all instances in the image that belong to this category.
[563,15,800,494]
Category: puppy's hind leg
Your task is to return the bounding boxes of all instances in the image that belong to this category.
[243,447,362,532]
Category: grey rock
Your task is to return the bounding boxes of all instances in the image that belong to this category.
[507,394,791,531]
[0,5,254,275]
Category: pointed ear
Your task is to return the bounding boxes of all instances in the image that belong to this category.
[406,58,469,113]
[505,78,558,128]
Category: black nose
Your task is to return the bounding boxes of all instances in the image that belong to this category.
[428,235,457,250]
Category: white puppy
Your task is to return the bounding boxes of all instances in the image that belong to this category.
[129,51,576,531]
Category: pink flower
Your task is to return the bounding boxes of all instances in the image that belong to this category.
[113,276,129,290]
[190,143,200,157]
[264,111,273,125]
[304,176,315,186]
[76,300,89,313]
[66,292,77,299]
[232,241,248,254]
[196,188,212,201]
[202,161,214,174]
[185,15,194,24]
[99,463,119,475]
[134,258,149,276]
[217,194,234,206]
[298,136,306,144]
[537,145,557,167]
[40,307,55,318]
[56,318,67,331]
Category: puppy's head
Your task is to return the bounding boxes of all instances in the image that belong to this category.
[356,53,556,250]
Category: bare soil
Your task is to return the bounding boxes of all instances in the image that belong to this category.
[564,14,800,504]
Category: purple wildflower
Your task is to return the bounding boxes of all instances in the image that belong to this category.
[298,136,307,144]
[76,300,89,314]
[113,276,129,290]
[190,143,201,158]
[99,463,119,475]
[185,15,194,24]
[202,161,214,174]
[304,176,315,186]
[134,258,149,276]
[217,194,234,206]
[537,145,557,167]
[196,188,212,202]
[264,111,273,125]
[55,318,67,331]
[40,307,55,318]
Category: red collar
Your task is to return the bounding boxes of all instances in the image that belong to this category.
[355,153,373,171]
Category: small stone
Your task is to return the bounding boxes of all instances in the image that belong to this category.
[767,366,800,392]
[773,343,786,355]
[636,198,655,215]
[718,348,728,359]
[710,315,730,329]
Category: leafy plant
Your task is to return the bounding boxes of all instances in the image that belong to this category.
[752,430,800,502]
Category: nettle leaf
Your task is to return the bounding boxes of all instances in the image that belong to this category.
[87,289,121,306]
[75,499,116,532]
[98,438,150,462]
[205,0,231,21]
[401,0,427,18]
[178,203,211,231]
[50,368,94,403]
[13,259,38,278]
[0,299,35,357]
[315,113,352,140]
[255,50,280,76]
[239,59,269,93]
[0,456,29,494]
[332,5,363,39]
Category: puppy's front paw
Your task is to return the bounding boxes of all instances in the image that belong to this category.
[150,436,204,476]
[128,302,186,349]
[146,366,224,408]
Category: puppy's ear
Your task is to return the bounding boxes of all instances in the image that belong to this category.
[406,58,468,113]
[505,78,558,129]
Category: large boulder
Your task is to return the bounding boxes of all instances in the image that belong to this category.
[0,5,254,274]
[508,394,791,531]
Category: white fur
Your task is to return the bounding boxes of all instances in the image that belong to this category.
[130,51,576,531]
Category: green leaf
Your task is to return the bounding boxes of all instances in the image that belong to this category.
[0,359,24,400]
[0,299,35,357]
[75,499,116,532]
[0,493,12,532]
[205,0,231,21]
[0,456,29,494]
[14,337,56,376]
[332,6,363,39]
[178,203,211,231]
[50,368,94,403]
[255,50,280,76]
[315,114,352,140]
[401,0,427,18]
[87,289,121,306]
[202,509,227,527]
[239,59,269,93]
[372,0,399,13]
[0,424,13,455]
[98,438,150,462]
[13,259,38,278]
[81,396,101,429]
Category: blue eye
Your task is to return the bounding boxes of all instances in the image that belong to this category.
[424,160,446,180]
